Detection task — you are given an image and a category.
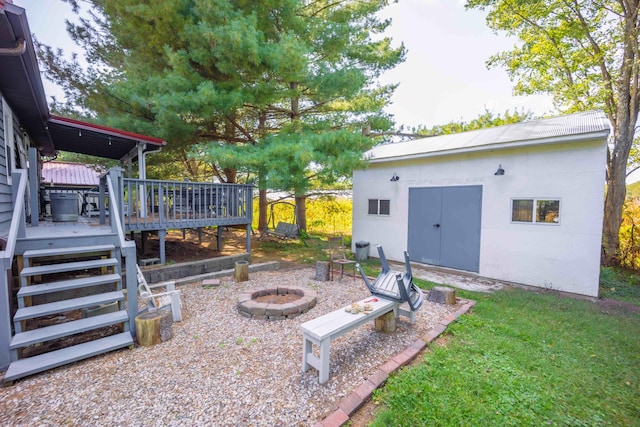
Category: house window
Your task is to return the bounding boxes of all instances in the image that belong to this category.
[512,198,560,224]
[368,199,390,215]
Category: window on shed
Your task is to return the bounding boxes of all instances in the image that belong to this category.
[368,199,390,215]
[512,198,560,224]
[512,199,533,222]
[536,200,560,223]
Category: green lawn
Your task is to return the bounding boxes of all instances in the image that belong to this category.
[369,281,640,426]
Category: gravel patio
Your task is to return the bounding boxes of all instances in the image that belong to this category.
[0,266,461,426]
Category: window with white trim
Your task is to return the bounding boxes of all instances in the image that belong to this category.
[368,199,390,215]
[512,198,560,224]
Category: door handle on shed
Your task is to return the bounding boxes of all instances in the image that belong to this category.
[433,223,440,228]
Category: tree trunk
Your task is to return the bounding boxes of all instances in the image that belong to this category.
[235,260,249,282]
[289,85,308,233]
[603,166,626,266]
[259,188,268,232]
[601,12,640,266]
[295,194,306,232]
[135,310,173,346]
[603,109,638,266]
[257,112,268,232]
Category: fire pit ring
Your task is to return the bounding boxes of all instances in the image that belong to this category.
[237,286,317,320]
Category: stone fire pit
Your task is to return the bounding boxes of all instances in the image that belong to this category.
[237,286,317,320]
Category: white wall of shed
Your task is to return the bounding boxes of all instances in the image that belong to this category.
[352,138,607,297]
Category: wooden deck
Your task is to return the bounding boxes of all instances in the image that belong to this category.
[21,172,253,262]
[25,216,112,239]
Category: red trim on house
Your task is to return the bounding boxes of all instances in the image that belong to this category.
[49,114,166,146]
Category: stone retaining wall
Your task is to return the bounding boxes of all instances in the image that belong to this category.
[143,253,251,283]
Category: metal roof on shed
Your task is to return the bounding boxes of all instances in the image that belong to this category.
[42,161,102,187]
[365,110,611,163]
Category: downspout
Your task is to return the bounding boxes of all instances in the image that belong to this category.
[0,38,25,56]
[138,144,163,218]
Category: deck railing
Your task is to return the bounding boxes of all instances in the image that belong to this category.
[121,177,253,232]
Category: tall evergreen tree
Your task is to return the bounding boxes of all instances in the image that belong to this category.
[37,0,404,231]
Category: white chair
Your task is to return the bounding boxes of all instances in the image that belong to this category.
[137,265,182,322]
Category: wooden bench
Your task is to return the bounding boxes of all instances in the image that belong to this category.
[300,296,415,384]
[260,222,299,241]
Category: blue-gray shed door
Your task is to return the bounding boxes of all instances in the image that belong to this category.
[407,185,482,273]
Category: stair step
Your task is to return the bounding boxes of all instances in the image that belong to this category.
[10,310,128,349]
[17,274,121,298]
[4,332,133,382]
[23,245,116,261]
[14,291,124,321]
[20,258,118,278]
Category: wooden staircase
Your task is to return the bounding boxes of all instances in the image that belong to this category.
[4,244,134,382]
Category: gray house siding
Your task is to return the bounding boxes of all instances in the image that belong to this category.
[0,96,15,237]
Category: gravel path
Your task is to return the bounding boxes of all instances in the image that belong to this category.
[0,267,459,426]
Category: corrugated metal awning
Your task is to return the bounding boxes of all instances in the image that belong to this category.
[41,161,102,187]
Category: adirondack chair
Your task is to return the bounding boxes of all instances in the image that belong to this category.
[137,265,182,322]
[356,245,424,312]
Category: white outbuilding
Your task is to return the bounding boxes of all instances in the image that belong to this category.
[352,111,610,297]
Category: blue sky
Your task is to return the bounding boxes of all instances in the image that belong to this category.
[14,0,556,130]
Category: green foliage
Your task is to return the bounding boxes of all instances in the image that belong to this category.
[41,0,404,229]
[55,152,116,170]
[466,0,620,114]
[618,198,640,270]
[253,196,352,235]
[625,182,640,201]
[464,0,640,265]
[43,0,404,168]
[413,108,536,136]
[371,288,640,426]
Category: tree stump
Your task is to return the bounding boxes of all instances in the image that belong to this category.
[135,310,173,346]
[427,286,456,305]
[315,261,330,281]
[374,310,396,333]
[235,260,249,282]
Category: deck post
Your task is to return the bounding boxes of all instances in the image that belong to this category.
[246,223,251,254]
[141,231,148,254]
[217,226,223,252]
[98,176,107,225]
[28,148,38,226]
[0,258,11,370]
[158,229,166,265]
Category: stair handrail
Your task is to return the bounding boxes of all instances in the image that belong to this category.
[0,169,27,269]
[0,169,27,368]
[105,169,140,338]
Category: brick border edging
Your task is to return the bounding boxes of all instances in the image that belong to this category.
[313,299,478,427]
